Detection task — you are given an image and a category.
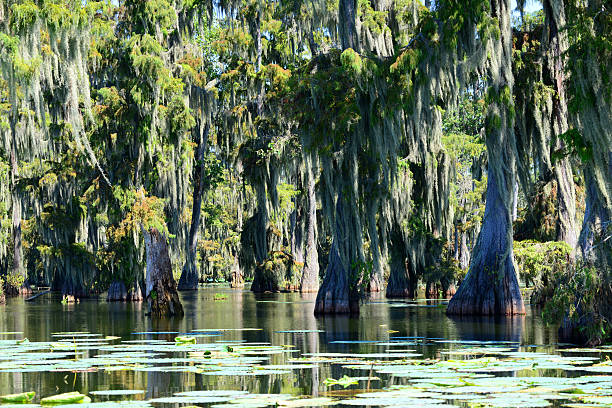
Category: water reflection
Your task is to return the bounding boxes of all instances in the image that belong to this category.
[0,288,557,397]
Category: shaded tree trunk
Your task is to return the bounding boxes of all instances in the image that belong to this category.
[9,142,28,295]
[338,0,359,50]
[543,0,577,249]
[366,196,384,293]
[300,161,319,293]
[314,197,360,314]
[448,0,525,316]
[577,169,612,266]
[179,123,210,291]
[448,175,525,315]
[556,0,612,344]
[144,228,184,317]
[107,279,143,301]
[385,238,416,298]
[107,281,129,301]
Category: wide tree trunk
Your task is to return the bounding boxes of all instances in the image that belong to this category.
[314,197,361,314]
[552,0,612,344]
[544,0,577,249]
[560,168,612,344]
[107,281,129,301]
[144,228,184,317]
[448,0,525,316]
[107,279,143,301]
[300,162,319,293]
[447,175,525,315]
[179,123,210,291]
[385,239,416,298]
[338,0,358,50]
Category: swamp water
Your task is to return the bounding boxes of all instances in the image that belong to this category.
[0,287,611,407]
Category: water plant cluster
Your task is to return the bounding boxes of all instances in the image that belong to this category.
[2,326,612,407]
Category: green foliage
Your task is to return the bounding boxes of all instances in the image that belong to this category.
[112,188,169,239]
[3,272,24,293]
[555,128,593,162]
[513,240,573,304]
[543,263,609,345]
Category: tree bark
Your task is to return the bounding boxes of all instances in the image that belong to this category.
[230,254,244,288]
[144,228,184,317]
[10,149,28,295]
[366,196,384,293]
[543,0,578,249]
[107,279,143,301]
[385,237,416,298]
[339,0,359,51]
[300,161,319,293]
[179,123,210,291]
[447,0,525,316]
[447,174,525,315]
[107,281,128,301]
[459,230,470,270]
[314,197,360,314]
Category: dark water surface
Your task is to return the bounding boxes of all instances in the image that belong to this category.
[0,286,558,398]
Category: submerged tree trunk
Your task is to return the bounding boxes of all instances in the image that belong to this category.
[107,279,143,301]
[314,197,360,314]
[552,0,612,345]
[144,228,184,317]
[230,254,244,288]
[9,144,28,295]
[300,161,319,293]
[366,195,384,293]
[385,238,416,298]
[447,0,525,316]
[179,123,210,291]
[107,281,129,301]
[448,174,525,315]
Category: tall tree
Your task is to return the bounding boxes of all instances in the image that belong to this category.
[447,0,526,316]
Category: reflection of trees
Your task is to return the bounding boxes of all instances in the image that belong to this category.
[448,315,525,343]
[145,317,184,398]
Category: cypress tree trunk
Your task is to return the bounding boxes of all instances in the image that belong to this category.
[338,0,358,50]
[230,254,244,288]
[9,129,28,295]
[459,231,470,270]
[300,161,319,293]
[107,281,129,301]
[179,123,210,290]
[560,168,612,344]
[447,0,525,316]
[249,182,271,292]
[144,228,184,317]
[543,0,577,248]
[107,279,143,301]
[447,175,525,315]
[366,195,384,293]
[385,237,416,298]
[554,0,611,344]
[314,197,360,314]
